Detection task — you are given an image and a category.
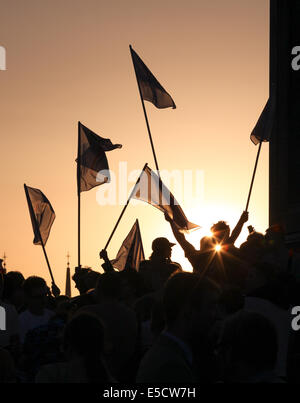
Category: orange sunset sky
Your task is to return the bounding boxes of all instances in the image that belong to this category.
[0,0,269,295]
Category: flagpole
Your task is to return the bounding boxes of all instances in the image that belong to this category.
[40,242,55,284]
[130,45,160,175]
[245,141,263,212]
[24,184,55,284]
[136,219,145,259]
[104,163,148,250]
[77,121,81,269]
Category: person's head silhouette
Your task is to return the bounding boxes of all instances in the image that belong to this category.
[23,276,48,314]
[200,236,215,252]
[151,237,175,260]
[163,272,220,342]
[218,311,278,383]
[63,312,112,383]
[211,221,230,245]
[265,224,285,248]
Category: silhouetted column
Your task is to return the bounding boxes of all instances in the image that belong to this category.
[270,0,300,247]
[65,252,71,298]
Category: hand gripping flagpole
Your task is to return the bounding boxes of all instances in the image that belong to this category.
[77,121,81,269]
[24,184,55,284]
[130,45,160,176]
[104,163,148,251]
[245,141,263,212]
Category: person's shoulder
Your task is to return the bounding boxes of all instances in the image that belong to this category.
[225,243,239,252]
[222,245,242,262]
[136,336,194,383]
[169,261,182,270]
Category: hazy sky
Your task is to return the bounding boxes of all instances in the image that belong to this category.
[0,0,269,295]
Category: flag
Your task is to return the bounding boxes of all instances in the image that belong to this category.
[110,219,145,271]
[24,184,55,246]
[130,45,176,109]
[77,122,122,193]
[132,166,200,233]
[251,97,276,145]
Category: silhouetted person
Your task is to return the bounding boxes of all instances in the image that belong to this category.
[139,237,182,292]
[0,271,19,351]
[218,285,245,318]
[72,267,92,295]
[3,271,25,312]
[240,231,266,265]
[71,267,100,308]
[100,249,149,306]
[218,311,282,383]
[134,294,157,355]
[19,276,54,343]
[0,348,15,383]
[244,262,291,378]
[36,313,113,383]
[245,261,277,296]
[80,271,138,382]
[136,272,220,383]
[211,211,248,246]
[263,224,300,275]
[200,235,215,252]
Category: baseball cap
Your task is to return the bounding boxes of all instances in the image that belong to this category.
[152,237,176,251]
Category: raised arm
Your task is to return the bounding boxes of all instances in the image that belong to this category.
[164,213,196,255]
[228,211,249,245]
[99,249,115,272]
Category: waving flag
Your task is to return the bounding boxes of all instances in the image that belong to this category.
[132,166,199,233]
[24,184,55,245]
[77,122,122,193]
[251,97,276,145]
[110,219,145,271]
[130,45,176,109]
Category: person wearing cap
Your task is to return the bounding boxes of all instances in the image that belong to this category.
[138,237,182,292]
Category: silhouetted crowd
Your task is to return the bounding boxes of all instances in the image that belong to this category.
[1,212,300,383]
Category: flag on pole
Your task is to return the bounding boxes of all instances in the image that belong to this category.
[132,166,200,233]
[110,219,145,271]
[24,185,55,245]
[77,122,122,193]
[130,45,176,109]
[250,97,276,145]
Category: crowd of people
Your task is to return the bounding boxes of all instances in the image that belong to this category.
[0,211,300,383]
